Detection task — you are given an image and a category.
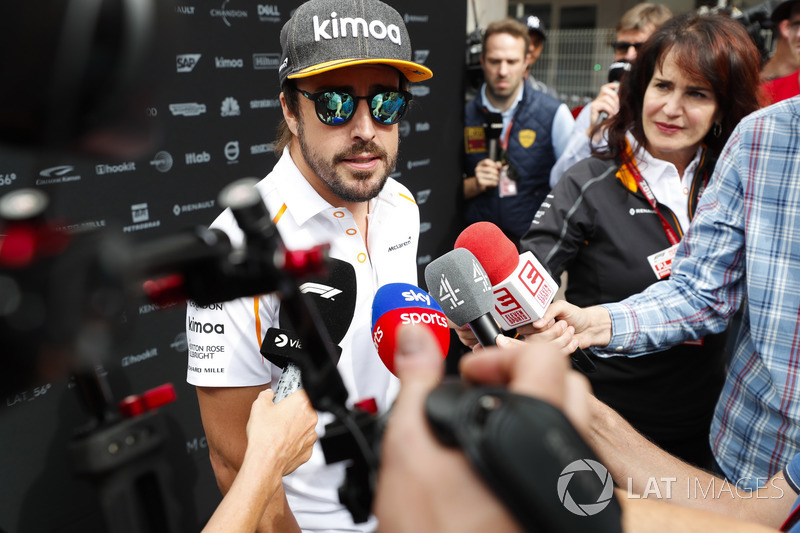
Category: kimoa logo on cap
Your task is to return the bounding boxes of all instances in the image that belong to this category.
[313,12,402,45]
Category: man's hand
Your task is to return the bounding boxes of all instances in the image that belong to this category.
[464,158,502,200]
[589,81,620,129]
[375,326,523,533]
[516,300,613,348]
[245,389,317,477]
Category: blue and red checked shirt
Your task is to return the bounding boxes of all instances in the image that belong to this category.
[596,96,800,490]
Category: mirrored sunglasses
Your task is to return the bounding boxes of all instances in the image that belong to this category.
[296,88,412,126]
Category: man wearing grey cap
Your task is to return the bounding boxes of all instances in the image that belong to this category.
[185,0,432,531]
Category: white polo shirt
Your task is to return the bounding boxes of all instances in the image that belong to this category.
[187,147,420,532]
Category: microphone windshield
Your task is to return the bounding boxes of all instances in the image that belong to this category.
[607,59,631,83]
[371,283,449,374]
[423,248,493,327]
[454,222,518,285]
[261,257,357,368]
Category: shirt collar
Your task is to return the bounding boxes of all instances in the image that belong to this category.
[480,82,524,121]
[628,132,703,185]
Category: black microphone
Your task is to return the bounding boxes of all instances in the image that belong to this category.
[424,248,502,347]
[484,111,504,161]
[260,258,357,402]
[595,59,631,125]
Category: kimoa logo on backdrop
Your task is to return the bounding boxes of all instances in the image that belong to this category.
[211,0,248,27]
[176,54,201,72]
[37,165,81,185]
[215,56,244,68]
[312,13,402,45]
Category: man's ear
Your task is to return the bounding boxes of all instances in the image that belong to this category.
[281,91,299,136]
[780,19,791,40]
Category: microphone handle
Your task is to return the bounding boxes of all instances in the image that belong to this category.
[488,139,498,161]
[470,314,502,347]
[274,363,303,402]
[594,110,609,126]
[569,348,597,374]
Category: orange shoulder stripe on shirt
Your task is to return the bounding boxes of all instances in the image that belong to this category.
[399,192,417,204]
[254,297,262,347]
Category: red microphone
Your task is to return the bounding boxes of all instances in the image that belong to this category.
[455,222,596,373]
[455,222,557,330]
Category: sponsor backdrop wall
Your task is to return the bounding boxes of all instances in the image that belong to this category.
[0,2,466,531]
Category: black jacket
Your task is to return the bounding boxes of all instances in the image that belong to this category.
[520,154,727,466]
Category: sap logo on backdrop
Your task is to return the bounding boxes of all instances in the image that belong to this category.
[211,0,248,27]
[150,151,173,173]
[215,56,244,69]
[312,14,402,45]
[221,97,241,117]
[37,165,81,185]
[414,50,430,64]
[253,53,281,70]
[225,141,240,164]
[176,54,201,72]
[175,5,195,15]
[185,151,211,165]
[169,102,206,117]
[257,4,280,22]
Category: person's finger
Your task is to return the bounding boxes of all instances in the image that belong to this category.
[393,324,445,390]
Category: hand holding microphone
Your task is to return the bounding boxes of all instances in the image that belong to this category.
[593,59,630,126]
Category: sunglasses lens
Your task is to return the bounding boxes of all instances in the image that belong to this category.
[314,91,355,125]
[370,91,408,125]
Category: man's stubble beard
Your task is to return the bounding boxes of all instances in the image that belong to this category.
[297,116,398,203]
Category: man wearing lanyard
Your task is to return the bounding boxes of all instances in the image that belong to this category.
[462,17,574,248]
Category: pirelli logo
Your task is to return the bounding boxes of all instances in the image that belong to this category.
[464,126,486,154]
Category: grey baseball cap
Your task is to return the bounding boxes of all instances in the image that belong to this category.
[278,0,433,86]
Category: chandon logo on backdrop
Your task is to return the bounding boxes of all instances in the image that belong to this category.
[211,0,248,27]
